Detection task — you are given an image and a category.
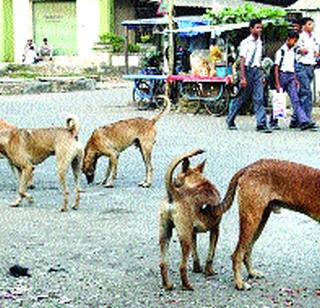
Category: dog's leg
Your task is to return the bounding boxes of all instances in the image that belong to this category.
[71,154,82,210]
[192,232,202,273]
[57,158,69,212]
[102,160,111,186]
[176,223,194,291]
[159,217,174,291]
[204,224,220,276]
[11,165,33,207]
[244,207,271,279]
[103,151,119,188]
[232,194,266,290]
[138,143,153,188]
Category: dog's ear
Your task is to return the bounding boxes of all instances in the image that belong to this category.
[194,159,206,173]
[182,158,190,172]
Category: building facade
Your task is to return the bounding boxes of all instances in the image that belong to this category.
[0,0,124,62]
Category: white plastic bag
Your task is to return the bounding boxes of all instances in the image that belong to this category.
[271,90,286,119]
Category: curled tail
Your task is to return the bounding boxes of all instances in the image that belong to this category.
[214,167,247,216]
[150,95,171,123]
[165,149,205,202]
[65,115,80,136]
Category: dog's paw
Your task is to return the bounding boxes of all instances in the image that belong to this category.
[182,284,194,291]
[28,184,36,190]
[248,270,264,279]
[204,267,216,277]
[71,206,78,211]
[103,183,114,188]
[9,203,20,208]
[138,182,151,188]
[192,263,202,273]
[59,207,68,213]
[163,283,174,291]
[235,281,251,291]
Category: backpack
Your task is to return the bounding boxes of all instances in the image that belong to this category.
[268,49,285,90]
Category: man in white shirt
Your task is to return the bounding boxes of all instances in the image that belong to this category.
[293,17,320,128]
[226,19,271,133]
[271,31,316,131]
[22,39,38,64]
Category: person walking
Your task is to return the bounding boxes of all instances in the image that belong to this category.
[270,31,316,131]
[291,17,320,128]
[226,19,271,133]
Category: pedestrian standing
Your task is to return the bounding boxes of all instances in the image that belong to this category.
[292,17,320,128]
[270,31,317,131]
[226,19,271,133]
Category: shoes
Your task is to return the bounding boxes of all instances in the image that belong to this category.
[270,124,281,130]
[227,121,238,130]
[256,125,272,133]
[300,121,317,131]
[289,122,298,129]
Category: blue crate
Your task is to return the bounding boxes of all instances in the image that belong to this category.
[216,65,232,77]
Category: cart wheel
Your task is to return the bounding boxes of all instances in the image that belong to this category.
[132,80,153,110]
[154,80,166,109]
[201,84,229,116]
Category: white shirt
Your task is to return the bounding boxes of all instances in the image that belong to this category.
[24,49,37,64]
[239,34,262,67]
[296,31,319,65]
[274,44,296,73]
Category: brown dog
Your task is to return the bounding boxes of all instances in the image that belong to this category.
[0,116,83,212]
[214,159,320,290]
[0,119,21,180]
[0,119,16,159]
[82,95,170,188]
[159,149,221,291]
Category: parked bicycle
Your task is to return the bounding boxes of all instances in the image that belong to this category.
[132,67,166,110]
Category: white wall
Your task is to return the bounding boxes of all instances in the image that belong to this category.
[12,0,33,63]
[77,0,100,57]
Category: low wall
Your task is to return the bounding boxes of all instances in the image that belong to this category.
[0,77,96,95]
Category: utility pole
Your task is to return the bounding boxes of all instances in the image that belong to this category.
[165,0,174,97]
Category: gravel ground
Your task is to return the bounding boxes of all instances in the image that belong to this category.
[0,85,319,307]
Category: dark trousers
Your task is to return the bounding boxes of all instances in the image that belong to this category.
[270,72,309,126]
[227,67,267,127]
[295,63,314,121]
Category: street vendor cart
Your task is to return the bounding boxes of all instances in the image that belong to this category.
[122,17,255,115]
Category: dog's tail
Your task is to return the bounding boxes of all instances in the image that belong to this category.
[213,167,247,216]
[150,95,171,123]
[165,149,205,202]
[65,115,80,136]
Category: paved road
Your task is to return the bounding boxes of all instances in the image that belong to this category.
[0,87,319,307]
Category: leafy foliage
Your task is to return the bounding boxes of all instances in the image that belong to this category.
[204,4,287,25]
[128,43,141,53]
[98,33,125,53]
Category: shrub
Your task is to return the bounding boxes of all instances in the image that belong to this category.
[98,33,125,53]
[128,44,141,53]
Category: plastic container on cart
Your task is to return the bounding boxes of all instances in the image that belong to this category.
[215,63,232,77]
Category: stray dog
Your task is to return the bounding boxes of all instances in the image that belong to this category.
[0,116,83,212]
[159,149,221,291]
[82,95,170,188]
[0,119,16,159]
[0,119,22,182]
[214,159,320,290]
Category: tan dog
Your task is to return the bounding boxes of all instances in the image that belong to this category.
[0,119,22,181]
[159,149,221,291]
[214,159,320,290]
[0,116,83,212]
[82,95,170,188]
[0,119,16,159]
